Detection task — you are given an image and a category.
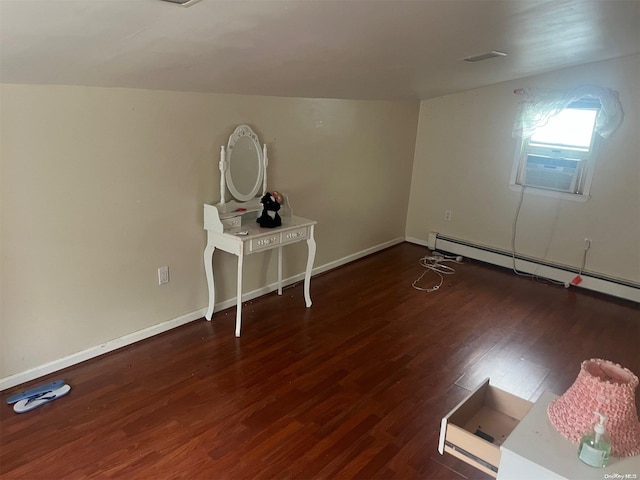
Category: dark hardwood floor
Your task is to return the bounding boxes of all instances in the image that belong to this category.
[1,242,638,479]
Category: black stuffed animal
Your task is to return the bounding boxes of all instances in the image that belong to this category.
[256,192,282,228]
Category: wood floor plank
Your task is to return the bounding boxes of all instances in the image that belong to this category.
[1,242,638,479]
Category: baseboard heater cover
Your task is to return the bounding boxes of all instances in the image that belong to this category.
[412,233,639,303]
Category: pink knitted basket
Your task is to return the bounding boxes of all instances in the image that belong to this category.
[547,359,640,457]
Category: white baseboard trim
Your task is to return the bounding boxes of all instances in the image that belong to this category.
[214,237,405,311]
[312,237,405,277]
[406,234,640,303]
[405,236,430,248]
[0,237,404,392]
[0,309,207,392]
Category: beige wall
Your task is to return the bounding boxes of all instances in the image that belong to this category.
[406,54,640,283]
[3,54,637,382]
[0,85,419,378]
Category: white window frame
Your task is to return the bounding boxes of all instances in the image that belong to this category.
[509,98,601,202]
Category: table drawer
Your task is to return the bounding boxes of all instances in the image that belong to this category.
[221,216,242,230]
[250,234,281,252]
[438,378,533,477]
[281,227,308,244]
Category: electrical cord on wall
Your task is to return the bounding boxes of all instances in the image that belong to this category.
[579,240,590,275]
[564,238,591,288]
[511,185,579,287]
[511,185,534,278]
[412,252,463,292]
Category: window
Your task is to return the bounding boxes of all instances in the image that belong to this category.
[510,86,624,201]
[512,99,600,197]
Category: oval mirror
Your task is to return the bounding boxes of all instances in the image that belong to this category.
[226,125,264,202]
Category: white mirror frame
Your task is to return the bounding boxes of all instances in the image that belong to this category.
[220,125,267,204]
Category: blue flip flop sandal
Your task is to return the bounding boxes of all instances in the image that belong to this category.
[13,384,71,413]
[6,380,65,404]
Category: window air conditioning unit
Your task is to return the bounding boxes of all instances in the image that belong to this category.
[523,155,582,193]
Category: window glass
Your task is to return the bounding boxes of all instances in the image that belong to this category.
[530,108,598,151]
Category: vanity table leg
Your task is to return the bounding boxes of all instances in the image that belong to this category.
[204,243,216,320]
[304,225,316,308]
[277,246,283,295]
[235,251,244,337]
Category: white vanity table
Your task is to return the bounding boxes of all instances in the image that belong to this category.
[203,125,316,336]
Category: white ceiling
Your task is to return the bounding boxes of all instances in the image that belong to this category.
[1,0,639,101]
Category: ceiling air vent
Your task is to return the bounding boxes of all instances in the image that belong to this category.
[159,0,202,6]
[463,51,508,62]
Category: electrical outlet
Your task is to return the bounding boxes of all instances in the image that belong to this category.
[444,209,452,221]
[158,266,169,285]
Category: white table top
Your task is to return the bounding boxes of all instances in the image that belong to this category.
[498,391,640,480]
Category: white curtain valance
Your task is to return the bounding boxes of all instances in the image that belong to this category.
[512,85,624,140]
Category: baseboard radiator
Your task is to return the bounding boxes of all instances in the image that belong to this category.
[410,232,639,303]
